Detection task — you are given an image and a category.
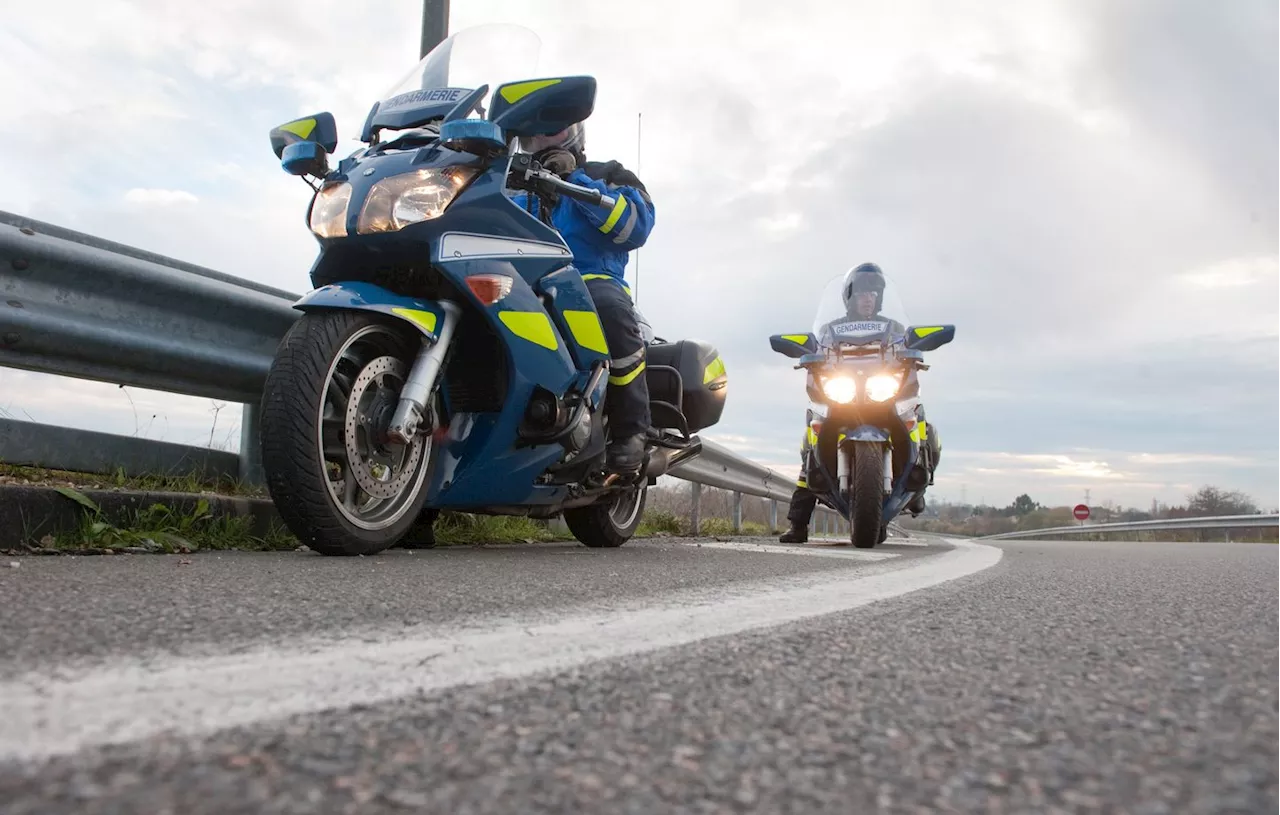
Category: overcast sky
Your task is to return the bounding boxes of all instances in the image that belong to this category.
[1,0,1276,510]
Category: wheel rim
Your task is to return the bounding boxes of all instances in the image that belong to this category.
[609,484,645,529]
[316,324,432,531]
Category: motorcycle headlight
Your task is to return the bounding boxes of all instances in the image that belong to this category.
[309,181,352,239]
[865,373,901,402]
[357,167,477,234]
[821,375,857,404]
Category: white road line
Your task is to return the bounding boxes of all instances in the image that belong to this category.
[679,539,903,560]
[0,539,1000,765]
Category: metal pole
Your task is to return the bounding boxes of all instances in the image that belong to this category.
[732,491,743,534]
[238,403,263,486]
[769,500,778,534]
[421,0,450,58]
[690,482,702,537]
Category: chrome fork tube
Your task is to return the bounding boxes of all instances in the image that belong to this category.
[386,300,462,444]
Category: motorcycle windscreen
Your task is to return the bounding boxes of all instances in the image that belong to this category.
[377,23,543,120]
[810,269,911,349]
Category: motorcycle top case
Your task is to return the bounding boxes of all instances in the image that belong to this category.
[645,339,727,432]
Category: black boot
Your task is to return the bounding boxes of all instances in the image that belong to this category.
[397,509,438,549]
[779,522,808,543]
[907,491,926,515]
[607,433,645,475]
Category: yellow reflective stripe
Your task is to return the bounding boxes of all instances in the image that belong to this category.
[806,427,818,447]
[702,356,726,384]
[390,307,438,334]
[581,273,632,298]
[782,334,810,345]
[563,309,609,355]
[499,79,561,103]
[796,479,808,488]
[498,311,559,350]
[599,195,628,233]
[280,118,317,139]
[909,423,923,443]
[913,326,944,338]
[608,361,646,386]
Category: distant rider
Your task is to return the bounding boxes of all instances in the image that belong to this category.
[779,263,941,543]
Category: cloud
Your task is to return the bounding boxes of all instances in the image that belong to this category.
[1,0,1274,512]
[123,188,199,206]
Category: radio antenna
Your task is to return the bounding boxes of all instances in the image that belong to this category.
[634,111,642,305]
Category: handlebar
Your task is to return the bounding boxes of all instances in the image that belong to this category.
[509,158,617,209]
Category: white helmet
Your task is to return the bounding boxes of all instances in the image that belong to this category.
[519,122,585,157]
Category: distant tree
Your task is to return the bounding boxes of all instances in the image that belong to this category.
[1187,485,1258,516]
[1009,493,1039,516]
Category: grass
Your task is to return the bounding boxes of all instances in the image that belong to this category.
[0,462,265,498]
[431,513,570,545]
[16,481,568,553]
[635,509,773,538]
[5,462,774,552]
[29,487,297,554]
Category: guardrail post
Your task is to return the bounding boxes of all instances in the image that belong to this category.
[690,482,701,537]
[238,403,264,486]
[732,491,742,534]
[769,500,778,534]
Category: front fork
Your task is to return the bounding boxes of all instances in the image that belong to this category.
[836,441,894,495]
[386,300,463,444]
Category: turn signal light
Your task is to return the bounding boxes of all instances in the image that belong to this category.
[466,274,514,305]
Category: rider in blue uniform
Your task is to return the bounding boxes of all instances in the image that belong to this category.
[514,122,657,474]
[401,121,656,549]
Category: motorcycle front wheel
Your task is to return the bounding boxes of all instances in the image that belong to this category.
[260,311,437,556]
[849,441,884,549]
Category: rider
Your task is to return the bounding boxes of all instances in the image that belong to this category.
[517,122,656,474]
[778,262,940,543]
[400,120,656,549]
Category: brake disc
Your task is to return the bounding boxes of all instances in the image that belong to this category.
[343,355,425,500]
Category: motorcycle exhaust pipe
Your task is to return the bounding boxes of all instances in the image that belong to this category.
[643,438,703,480]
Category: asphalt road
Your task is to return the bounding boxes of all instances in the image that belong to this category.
[0,536,1275,814]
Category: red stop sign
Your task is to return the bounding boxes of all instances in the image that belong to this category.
[1073,504,1091,521]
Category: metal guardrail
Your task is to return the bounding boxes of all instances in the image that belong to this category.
[978,514,1279,540]
[1,210,876,537]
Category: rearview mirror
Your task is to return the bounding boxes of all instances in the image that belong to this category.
[487,76,596,139]
[770,333,817,358]
[270,112,339,176]
[903,324,955,352]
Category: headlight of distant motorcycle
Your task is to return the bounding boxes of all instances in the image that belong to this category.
[357,167,478,234]
[821,375,857,404]
[865,373,901,403]
[309,181,352,239]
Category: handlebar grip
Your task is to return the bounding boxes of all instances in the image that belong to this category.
[531,168,616,209]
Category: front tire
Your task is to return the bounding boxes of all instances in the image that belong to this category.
[849,441,884,549]
[260,311,437,556]
[564,482,648,548]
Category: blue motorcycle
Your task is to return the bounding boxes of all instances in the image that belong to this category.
[769,270,952,548]
[259,24,726,555]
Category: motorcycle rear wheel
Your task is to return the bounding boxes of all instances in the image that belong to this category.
[564,482,648,548]
[849,441,884,549]
[260,311,437,556]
